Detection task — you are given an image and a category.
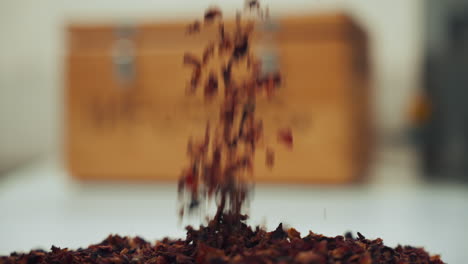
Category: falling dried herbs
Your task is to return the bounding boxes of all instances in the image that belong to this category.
[178,0,283,220]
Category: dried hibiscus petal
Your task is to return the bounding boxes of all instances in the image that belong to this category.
[185,170,195,186]
[204,72,218,99]
[277,128,293,148]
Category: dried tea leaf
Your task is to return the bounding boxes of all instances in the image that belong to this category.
[188,67,202,94]
[183,53,202,68]
[186,21,201,34]
[265,148,274,168]
[270,223,287,240]
[218,38,233,56]
[246,0,260,10]
[204,7,222,23]
[219,23,225,41]
[232,36,249,60]
[221,61,232,88]
[202,44,215,65]
[287,228,301,239]
[204,72,218,99]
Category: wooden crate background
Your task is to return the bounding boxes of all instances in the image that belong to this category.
[65,13,372,183]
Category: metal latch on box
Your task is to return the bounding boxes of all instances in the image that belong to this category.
[259,18,280,78]
[112,24,137,86]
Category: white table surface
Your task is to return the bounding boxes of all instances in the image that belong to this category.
[1,149,467,263]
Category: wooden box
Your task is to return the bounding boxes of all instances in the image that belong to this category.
[65,13,371,183]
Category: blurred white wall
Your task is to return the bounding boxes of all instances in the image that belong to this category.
[0,0,424,171]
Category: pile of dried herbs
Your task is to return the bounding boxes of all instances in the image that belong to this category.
[0,214,444,264]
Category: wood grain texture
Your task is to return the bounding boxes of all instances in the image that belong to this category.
[65,13,372,183]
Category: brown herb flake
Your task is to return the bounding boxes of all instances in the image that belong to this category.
[246,0,260,10]
[232,36,249,60]
[204,72,218,99]
[218,38,233,56]
[202,44,215,65]
[204,7,222,23]
[186,20,201,34]
[188,67,201,95]
[183,53,202,68]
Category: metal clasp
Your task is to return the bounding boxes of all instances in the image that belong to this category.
[259,18,280,77]
[112,24,136,87]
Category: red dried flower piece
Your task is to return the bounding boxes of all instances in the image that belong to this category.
[277,128,293,148]
[184,170,195,187]
[204,72,219,98]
